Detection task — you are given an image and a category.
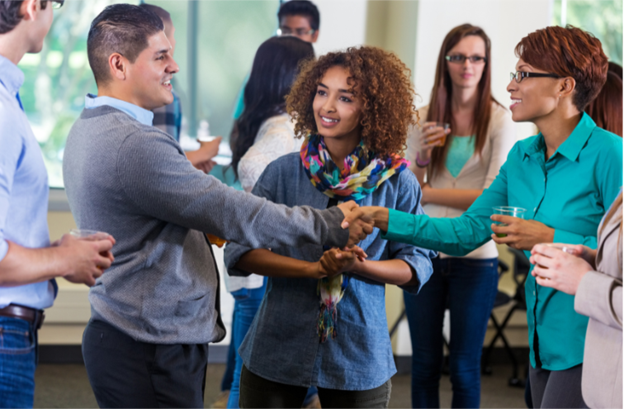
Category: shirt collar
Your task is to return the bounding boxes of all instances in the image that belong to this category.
[84,93,154,126]
[0,54,25,95]
[523,112,597,162]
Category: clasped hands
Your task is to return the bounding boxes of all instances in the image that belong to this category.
[529,243,595,295]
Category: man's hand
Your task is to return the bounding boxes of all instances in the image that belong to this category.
[337,201,375,247]
[491,216,554,250]
[186,136,222,173]
[529,243,593,295]
[59,234,115,287]
[341,205,388,235]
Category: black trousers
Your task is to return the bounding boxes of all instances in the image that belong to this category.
[239,365,392,408]
[82,319,208,408]
[529,364,587,408]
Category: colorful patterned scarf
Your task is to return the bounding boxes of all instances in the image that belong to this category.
[301,134,409,202]
[301,134,409,342]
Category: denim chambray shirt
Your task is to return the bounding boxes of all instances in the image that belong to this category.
[225,153,435,391]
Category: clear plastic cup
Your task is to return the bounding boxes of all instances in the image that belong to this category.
[492,206,526,238]
[69,229,110,241]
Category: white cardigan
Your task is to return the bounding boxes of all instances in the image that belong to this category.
[405,103,516,259]
[226,113,302,292]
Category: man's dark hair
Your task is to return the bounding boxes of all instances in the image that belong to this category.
[138,3,171,25]
[87,4,163,86]
[277,0,320,31]
[0,0,49,34]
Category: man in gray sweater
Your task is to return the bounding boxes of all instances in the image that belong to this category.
[63,5,372,408]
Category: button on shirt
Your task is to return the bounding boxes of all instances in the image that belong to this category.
[0,55,55,309]
[383,113,622,371]
[225,153,435,390]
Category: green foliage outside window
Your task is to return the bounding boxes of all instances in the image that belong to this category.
[552,0,623,64]
[19,0,277,189]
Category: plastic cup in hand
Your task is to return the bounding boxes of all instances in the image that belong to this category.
[424,122,450,147]
[492,206,526,238]
[69,229,110,241]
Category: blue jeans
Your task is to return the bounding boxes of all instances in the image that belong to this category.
[404,257,498,409]
[227,280,317,408]
[221,318,237,392]
[0,317,37,409]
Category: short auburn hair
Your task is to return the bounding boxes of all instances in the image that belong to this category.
[515,25,608,111]
[286,46,417,158]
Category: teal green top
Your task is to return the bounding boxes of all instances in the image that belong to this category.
[382,113,623,370]
[445,135,475,178]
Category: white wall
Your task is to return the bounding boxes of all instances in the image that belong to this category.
[413,0,552,140]
[313,0,368,56]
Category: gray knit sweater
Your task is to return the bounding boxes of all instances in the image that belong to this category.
[63,106,348,344]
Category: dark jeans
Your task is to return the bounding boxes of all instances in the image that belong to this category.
[404,256,498,408]
[82,319,208,408]
[239,365,391,408]
[529,364,587,408]
[226,280,317,409]
[0,317,36,409]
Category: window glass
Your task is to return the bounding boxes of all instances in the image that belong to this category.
[552,0,622,65]
[19,0,277,189]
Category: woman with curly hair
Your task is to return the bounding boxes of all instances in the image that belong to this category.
[343,26,622,408]
[403,24,516,408]
[224,46,435,408]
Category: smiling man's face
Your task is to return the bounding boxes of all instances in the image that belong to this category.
[125,30,179,111]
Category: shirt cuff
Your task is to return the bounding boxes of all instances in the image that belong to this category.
[381,208,415,243]
[0,239,8,262]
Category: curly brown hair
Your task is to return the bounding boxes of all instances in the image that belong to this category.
[286,46,418,157]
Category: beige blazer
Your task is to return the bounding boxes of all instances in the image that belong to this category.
[405,103,516,259]
[575,193,622,409]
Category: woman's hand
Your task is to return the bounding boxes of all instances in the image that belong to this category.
[529,243,594,295]
[491,215,555,250]
[337,201,375,247]
[418,122,451,160]
[342,206,389,233]
[319,247,364,277]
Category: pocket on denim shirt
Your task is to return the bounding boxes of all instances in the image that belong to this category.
[0,319,35,355]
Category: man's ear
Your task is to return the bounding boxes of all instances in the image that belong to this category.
[108,53,127,81]
[20,0,39,22]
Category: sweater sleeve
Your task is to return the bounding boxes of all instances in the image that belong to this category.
[116,129,348,250]
[483,107,516,189]
[238,117,300,193]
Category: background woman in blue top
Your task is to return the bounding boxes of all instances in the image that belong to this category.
[343,26,622,409]
[225,47,435,408]
[404,24,516,409]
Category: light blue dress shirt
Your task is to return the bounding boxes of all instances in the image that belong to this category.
[85,94,153,126]
[0,55,56,310]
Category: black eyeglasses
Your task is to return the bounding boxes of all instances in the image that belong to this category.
[445,55,487,64]
[510,71,561,83]
[277,27,315,37]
